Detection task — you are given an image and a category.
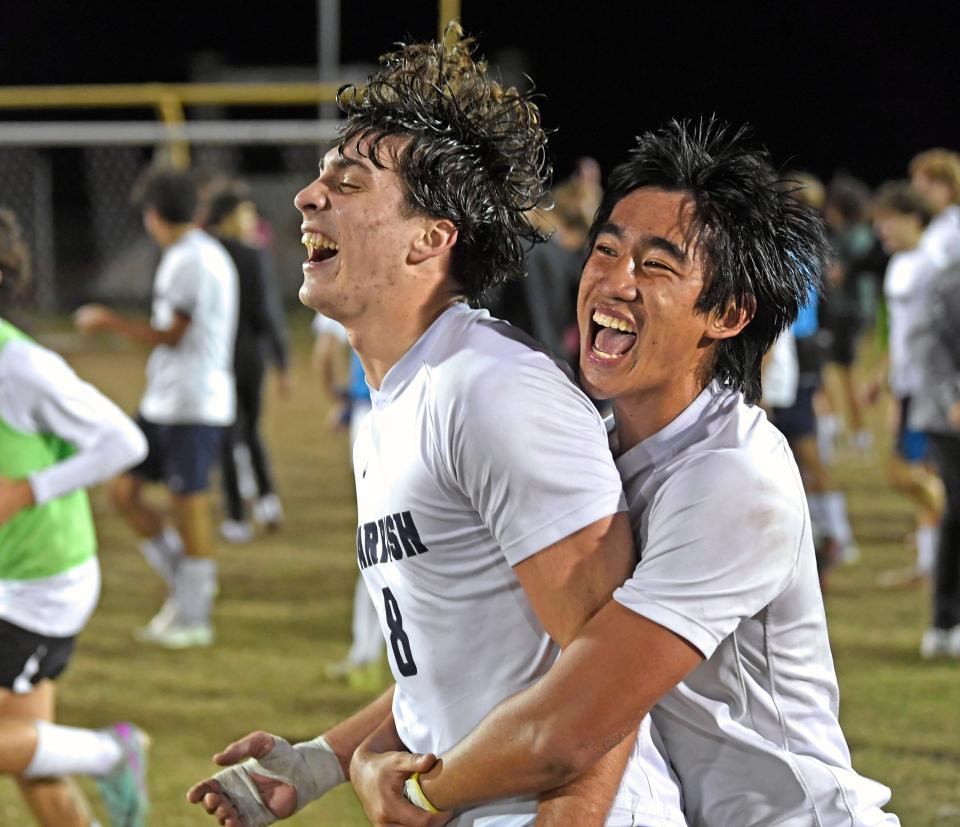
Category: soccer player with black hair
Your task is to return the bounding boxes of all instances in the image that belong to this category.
[385,120,900,826]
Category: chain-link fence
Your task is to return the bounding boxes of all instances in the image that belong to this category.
[0,120,340,318]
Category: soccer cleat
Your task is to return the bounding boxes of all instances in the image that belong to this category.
[220,519,254,544]
[145,622,214,650]
[95,722,150,827]
[132,598,177,643]
[920,628,952,659]
[876,565,928,590]
[325,657,388,691]
[252,493,284,530]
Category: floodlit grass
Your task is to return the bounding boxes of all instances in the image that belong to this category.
[2,317,958,825]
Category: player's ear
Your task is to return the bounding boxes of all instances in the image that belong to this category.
[409,219,458,264]
[706,294,755,341]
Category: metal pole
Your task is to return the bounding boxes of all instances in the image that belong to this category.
[31,153,56,312]
[318,0,341,120]
[439,0,461,40]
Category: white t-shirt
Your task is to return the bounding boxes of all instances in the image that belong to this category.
[920,204,960,270]
[761,329,798,408]
[884,248,938,399]
[0,335,147,635]
[139,229,238,425]
[353,304,685,827]
[613,381,899,827]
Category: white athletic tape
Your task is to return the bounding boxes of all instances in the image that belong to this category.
[212,735,345,826]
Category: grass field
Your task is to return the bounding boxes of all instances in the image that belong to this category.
[2,313,959,826]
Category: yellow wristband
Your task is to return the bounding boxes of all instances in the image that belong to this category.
[404,771,440,814]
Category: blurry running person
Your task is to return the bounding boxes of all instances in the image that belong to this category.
[75,169,238,649]
[0,208,150,827]
[203,181,290,543]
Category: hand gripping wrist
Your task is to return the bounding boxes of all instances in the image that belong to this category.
[403,772,440,814]
[213,735,345,826]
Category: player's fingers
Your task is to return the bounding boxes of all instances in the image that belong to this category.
[201,791,224,814]
[214,730,275,765]
[186,779,220,804]
[215,801,238,825]
[410,752,438,772]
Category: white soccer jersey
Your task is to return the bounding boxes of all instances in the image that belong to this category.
[613,381,899,827]
[920,204,960,270]
[884,248,939,399]
[353,303,685,827]
[0,333,147,635]
[139,229,238,426]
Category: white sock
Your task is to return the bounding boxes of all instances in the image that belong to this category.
[807,493,828,538]
[916,525,939,573]
[348,578,385,666]
[823,490,854,547]
[24,721,122,779]
[139,526,184,586]
[817,415,838,465]
[173,557,218,626]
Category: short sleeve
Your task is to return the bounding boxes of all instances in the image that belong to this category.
[614,449,805,659]
[442,356,626,566]
[160,255,201,319]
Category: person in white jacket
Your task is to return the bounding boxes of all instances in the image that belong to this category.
[0,208,150,827]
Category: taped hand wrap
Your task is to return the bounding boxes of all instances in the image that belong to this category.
[212,735,345,826]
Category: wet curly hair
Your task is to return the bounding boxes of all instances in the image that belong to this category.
[336,23,551,302]
[592,118,829,404]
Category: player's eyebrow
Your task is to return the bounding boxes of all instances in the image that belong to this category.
[318,156,370,175]
[596,221,689,264]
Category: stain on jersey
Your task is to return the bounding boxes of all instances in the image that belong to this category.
[356,510,429,569]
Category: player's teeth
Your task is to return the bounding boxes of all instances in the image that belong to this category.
[592,311,635,334]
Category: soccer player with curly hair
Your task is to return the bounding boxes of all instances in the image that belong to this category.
[188,25,686,827]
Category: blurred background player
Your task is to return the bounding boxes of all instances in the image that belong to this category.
[0,208,150,827]
[202,180,290,544]
[907,234,960,658]
[909,149,960,272]
[486,168,601,371]
[311,313,383,688]
[820,173,884,456]
[75,169,238,649]
[770,173,858,582]
[867,182,945,589]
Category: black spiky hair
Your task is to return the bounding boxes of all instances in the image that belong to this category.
[335,23,551,302]
[591,118,828,404]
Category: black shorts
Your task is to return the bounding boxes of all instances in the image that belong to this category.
[830,325,860,367]
[772,385,817,441]
[0,618,76,693]
[131,415,225,495]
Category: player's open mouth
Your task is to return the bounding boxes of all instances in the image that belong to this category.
[302,231,340,264]
[589,308,637,361]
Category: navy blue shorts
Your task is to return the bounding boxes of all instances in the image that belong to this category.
[0,618,75,693]
[896,397,929,463]
[772,385,817,441]
[131,415,225,495]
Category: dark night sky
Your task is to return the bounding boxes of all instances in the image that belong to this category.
[1,0,957,185]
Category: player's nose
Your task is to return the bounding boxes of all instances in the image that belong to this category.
[294,178,330,214]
